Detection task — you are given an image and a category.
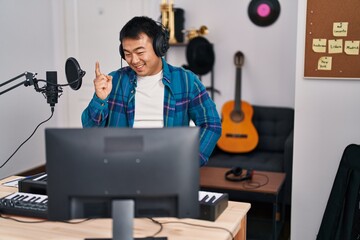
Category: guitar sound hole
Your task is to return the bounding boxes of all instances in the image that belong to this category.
[230,110,244,122]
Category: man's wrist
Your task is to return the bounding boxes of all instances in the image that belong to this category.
[93,94,109,107]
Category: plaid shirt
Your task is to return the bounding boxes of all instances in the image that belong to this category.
[82,58,221,166]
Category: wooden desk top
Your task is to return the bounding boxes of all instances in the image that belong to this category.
[0,176,250,240]
[200,167,286,195]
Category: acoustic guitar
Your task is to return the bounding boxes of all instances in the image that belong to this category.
[217,51,259,153]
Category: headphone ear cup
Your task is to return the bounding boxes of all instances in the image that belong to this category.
[244,169,253,181]
[225,167,253,182]
[225,167,243,182]
[153,27,169,57]
[231,167,243,176]
[119,44,125,60]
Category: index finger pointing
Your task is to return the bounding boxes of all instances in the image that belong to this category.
[95,61,101,77]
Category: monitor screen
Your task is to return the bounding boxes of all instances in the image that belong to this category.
[45,127,200,239]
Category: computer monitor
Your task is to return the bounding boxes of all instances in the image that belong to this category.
[45,127,200,240]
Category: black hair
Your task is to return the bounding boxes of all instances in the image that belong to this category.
[119,16,161,43]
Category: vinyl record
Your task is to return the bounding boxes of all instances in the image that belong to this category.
[248,0,281,27]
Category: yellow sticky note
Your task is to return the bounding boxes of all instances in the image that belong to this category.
[317,57,332,70]
[333,22,348,37]
[344,41,360,55]
[328,39,343,54]
[312,39,327,53]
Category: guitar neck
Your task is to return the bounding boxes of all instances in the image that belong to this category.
[234,67,242,113]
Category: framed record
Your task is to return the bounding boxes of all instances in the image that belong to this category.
[248,0,281,27]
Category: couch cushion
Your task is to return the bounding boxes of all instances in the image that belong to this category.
[252,105,294,152]
[207,148,284,172]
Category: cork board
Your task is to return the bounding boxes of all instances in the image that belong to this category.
[304,0,360,79]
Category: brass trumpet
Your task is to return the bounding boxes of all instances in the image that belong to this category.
[160,0,177,44]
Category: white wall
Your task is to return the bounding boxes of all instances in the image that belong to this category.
[292,0,360,239]
[164,0,298,110]
[64,0,152,126]
[0,0,60,178]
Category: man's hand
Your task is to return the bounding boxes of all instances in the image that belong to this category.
[94,61,112,100]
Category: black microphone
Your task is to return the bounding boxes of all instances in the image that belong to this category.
[41,58,85,109]
[65,57,85,90]
[45,71,59,107]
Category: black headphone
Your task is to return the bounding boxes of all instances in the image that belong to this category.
[119,22,170,60]
[225,167,253,182]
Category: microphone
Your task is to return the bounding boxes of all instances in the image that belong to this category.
[45,71,59,107]
[43,57,85,108]
[65,57,85,90]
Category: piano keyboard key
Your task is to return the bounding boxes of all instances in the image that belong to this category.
[0,192,48,219]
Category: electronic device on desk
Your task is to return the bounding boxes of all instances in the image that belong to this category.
[45,127,200,240]
[0,192,48,219]
[0,191,228,223]
[199,191,228,221]
[18,172,47,195]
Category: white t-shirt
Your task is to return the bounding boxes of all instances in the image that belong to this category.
[133,71,164,128]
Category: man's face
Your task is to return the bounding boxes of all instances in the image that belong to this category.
[122,33,163,76]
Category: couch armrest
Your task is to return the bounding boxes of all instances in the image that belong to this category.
[283,130,294,204]
[284,130,294,172]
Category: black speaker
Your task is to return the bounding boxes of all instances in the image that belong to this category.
[119,22,169,59]
[225,167,253,182]
[174,8,185,43]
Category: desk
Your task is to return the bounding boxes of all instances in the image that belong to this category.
[200,167,286,240]
[0,176,250,240]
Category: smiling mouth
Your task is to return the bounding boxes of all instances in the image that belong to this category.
[134,64,145,70]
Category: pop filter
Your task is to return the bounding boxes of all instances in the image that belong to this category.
[65,57,85,90]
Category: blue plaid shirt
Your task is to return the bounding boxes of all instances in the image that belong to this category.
[82,58,221,166]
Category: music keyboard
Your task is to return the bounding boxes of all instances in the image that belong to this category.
[0,192,48,219]
[0,191,227,221]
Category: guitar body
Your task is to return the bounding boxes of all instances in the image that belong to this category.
[217,51,259,153]
[217,100,259,153]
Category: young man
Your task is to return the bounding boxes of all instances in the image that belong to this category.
[82,16,221,166]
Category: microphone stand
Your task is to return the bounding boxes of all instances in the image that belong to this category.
[1,71,63,111]
[0,71,59,169]
[0,72,40,95]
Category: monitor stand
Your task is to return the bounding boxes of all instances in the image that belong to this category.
[85,200,167,240]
